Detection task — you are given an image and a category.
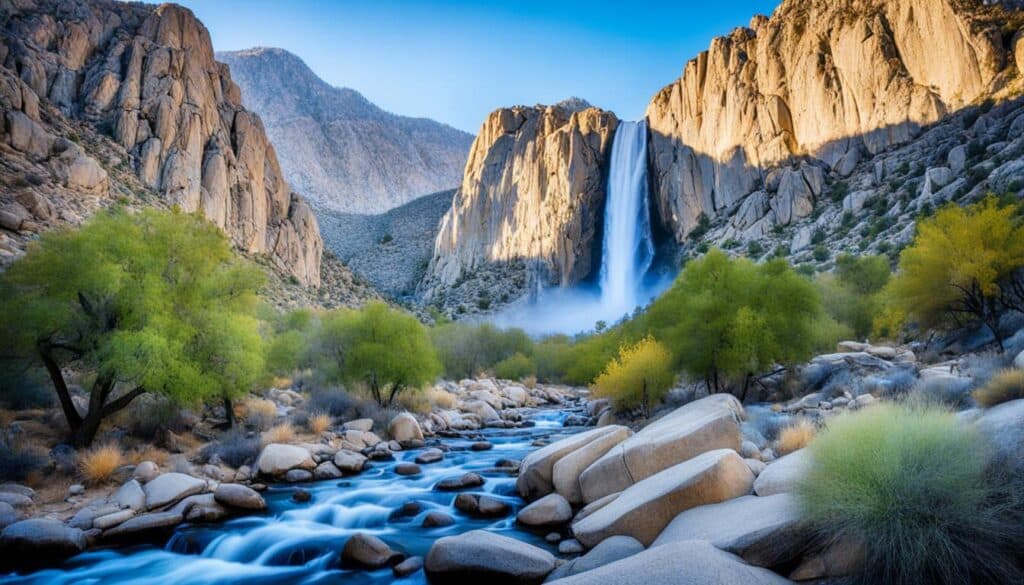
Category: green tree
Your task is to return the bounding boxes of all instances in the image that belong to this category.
[493,352,535,380]
[430,322,532,379]
[0,209,266,446]
[887,197,1024,351]
[650,249,822,396]
[317,302,440,406]
[593,336,674,416]
[265,308,318,376]
[817,254,891,339]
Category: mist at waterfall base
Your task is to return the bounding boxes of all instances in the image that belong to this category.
[491,120,675,336]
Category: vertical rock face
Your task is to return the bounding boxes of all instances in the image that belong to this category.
[218,47,474,215]
[421,102,617,300]
[0,0,321,285]
[646,0,1012,240]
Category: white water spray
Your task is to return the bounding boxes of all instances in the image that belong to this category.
[491,120,666,335]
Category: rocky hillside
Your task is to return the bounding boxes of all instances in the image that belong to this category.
[420,103,618,309]
[421,0,1024,312]
[218,48,474,214]
[0,0,322,286]
[319,189,454,298]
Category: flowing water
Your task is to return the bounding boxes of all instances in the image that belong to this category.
[1,409,585,585]
[491,120,664,335]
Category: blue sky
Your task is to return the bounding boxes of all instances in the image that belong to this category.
[161,1,780,133]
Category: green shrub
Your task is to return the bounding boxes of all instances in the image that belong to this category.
[746,240,764,258]
[593,337,674,416]
[430,322,533,379]
[493,352,535,380]
[800,403,1023,585]
[812,244,829,262]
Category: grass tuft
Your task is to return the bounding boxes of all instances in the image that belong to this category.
[799,403,1023,585]
[776,418,816,455]
[262,422,296,445]
[79,443,124,485]
[973,369,1024,407]
[308,411,332,435]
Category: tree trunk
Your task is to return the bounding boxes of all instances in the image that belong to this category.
[641,379,649,419]
[223,396,235,428]
[37,344,83,433]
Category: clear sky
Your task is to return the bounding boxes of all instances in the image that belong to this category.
[157,0,781,134]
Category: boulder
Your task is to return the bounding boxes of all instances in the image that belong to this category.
[454,493,511,518]
[0,519,86,564]
[388,413,424,442]
[343,418,374,432]
[143,473,206,510]
[256,444,315,477]
[571,449,754,547]
[394,555,424,577]
[558,539,585,554]
[546,535,644,581]
[285,469,313,482]
[101,511,183,539]
[579,395,743,503]
[425,530,556,583]
[545,539,791,585]
[0,484,34,499]
[974,399,1024,476]
[314,461,343,480]
[652,494,809,568]
[415,448,445,464]
[395,463,422,476]
[0,493,32,509]
[518,426,627,501]
[516,493,572,527]
[0,502,19,530]
[333,450,368,474]
[422,511,456,528]
[460,400,500,422]
[552,425,631,504]
[132,461,160,483]
[92,509,136,530]
[753,449,811,496]
[112,480,145,511]
[214,484,266,511]
[435,472,485,491]
[341,533,403,569]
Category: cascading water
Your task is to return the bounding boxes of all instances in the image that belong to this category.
[598,120,655,316]
[491,120,666,335]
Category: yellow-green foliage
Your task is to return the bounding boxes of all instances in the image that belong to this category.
[887,197,1024,349]
[493,352,535,380]
[316,301,441,406]
[817,254,890,340]
[973,369,1024,407]
[0,209,266,446]
[593,337,674,415]
[429,322,533,379]
[800,403,1022,584]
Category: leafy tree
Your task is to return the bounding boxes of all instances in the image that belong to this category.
[593,337,674,417]
[265,308,318,376]
[430,322,532,379]
[649,249,822,396]
[493,352,535,380]
[317,302,440,406]
[887,197,1024,351]
[0,209,266,446]
[817,254,891,339]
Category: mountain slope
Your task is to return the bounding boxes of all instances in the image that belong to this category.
[218,48,474,214]
[0,0,322,286]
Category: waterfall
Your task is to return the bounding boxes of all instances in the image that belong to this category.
[599,120,654,315]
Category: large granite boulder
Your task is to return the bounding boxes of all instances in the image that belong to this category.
[579,395,744,503]
[974,399,1024,476]
[518,426,630,501]
[425,530,556,583]
[0,519,86,566]
[388,413,424,442]
[143,473,206,510]
[572,449,754,547]
[552,425,632,505]
[652,494,810,568]
[256,444,316,477]
[341,533,403,569]
[516,493,572,527]
[546,539,791,584]
[214,484,266,511]
[753,449,811,497]
[545,535,644,581]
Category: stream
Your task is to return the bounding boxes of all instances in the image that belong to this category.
[2,408,583,584]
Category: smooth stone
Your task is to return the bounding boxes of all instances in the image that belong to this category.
[547,535,645,581]
[551,425,632,505]
[517,426,625,501]
[291,489,312,503]
[415,448,444,464]
[545,539,791,584]
[579,395,744,504]
[558,539,585,555]
[92,509,135,530]
[454,493,511,518]
[333,450,368,474]
[753,449,811,496]
[393,555,424,577]
[571,449,754,547]
[422,511,455,528]
[343,418,374,432]
[388,413,424,442]
[745,458,767,476]
[395,463,422,476]
[545,532,561,543]
[285,469,313,482]
[132,461,160,483]
[214,484,266,511]
[142,473,206,510]
[102,511,182,539]
[435,472,484,491]
[67,484,85,497]
[517,493,572,527]
[470,441,493,451]
[0,493,32,509]
[314,461,343,480]
[0,519,86,564]
[974,399,1024,477]
[425,530,556,583]
[0,484,34,498]
[112,480,145,510]
[0,502,19,530]
[255,444,315,477]
[652,494,809,568]
[341,532,403,569]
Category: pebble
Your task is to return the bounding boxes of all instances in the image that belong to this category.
[393,555,424,577]
[291,489,312,503]
[394,463,422,476]
[67,484,85,497]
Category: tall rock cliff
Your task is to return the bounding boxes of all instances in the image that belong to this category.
[646,0,1018,241]
[420,102,617,308]
[219,47,474,214]
[0,0,322,286]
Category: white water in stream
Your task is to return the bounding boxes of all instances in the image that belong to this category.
[492,120,667,335]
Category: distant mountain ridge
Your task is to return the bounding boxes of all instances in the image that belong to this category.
[218,48,474,214]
